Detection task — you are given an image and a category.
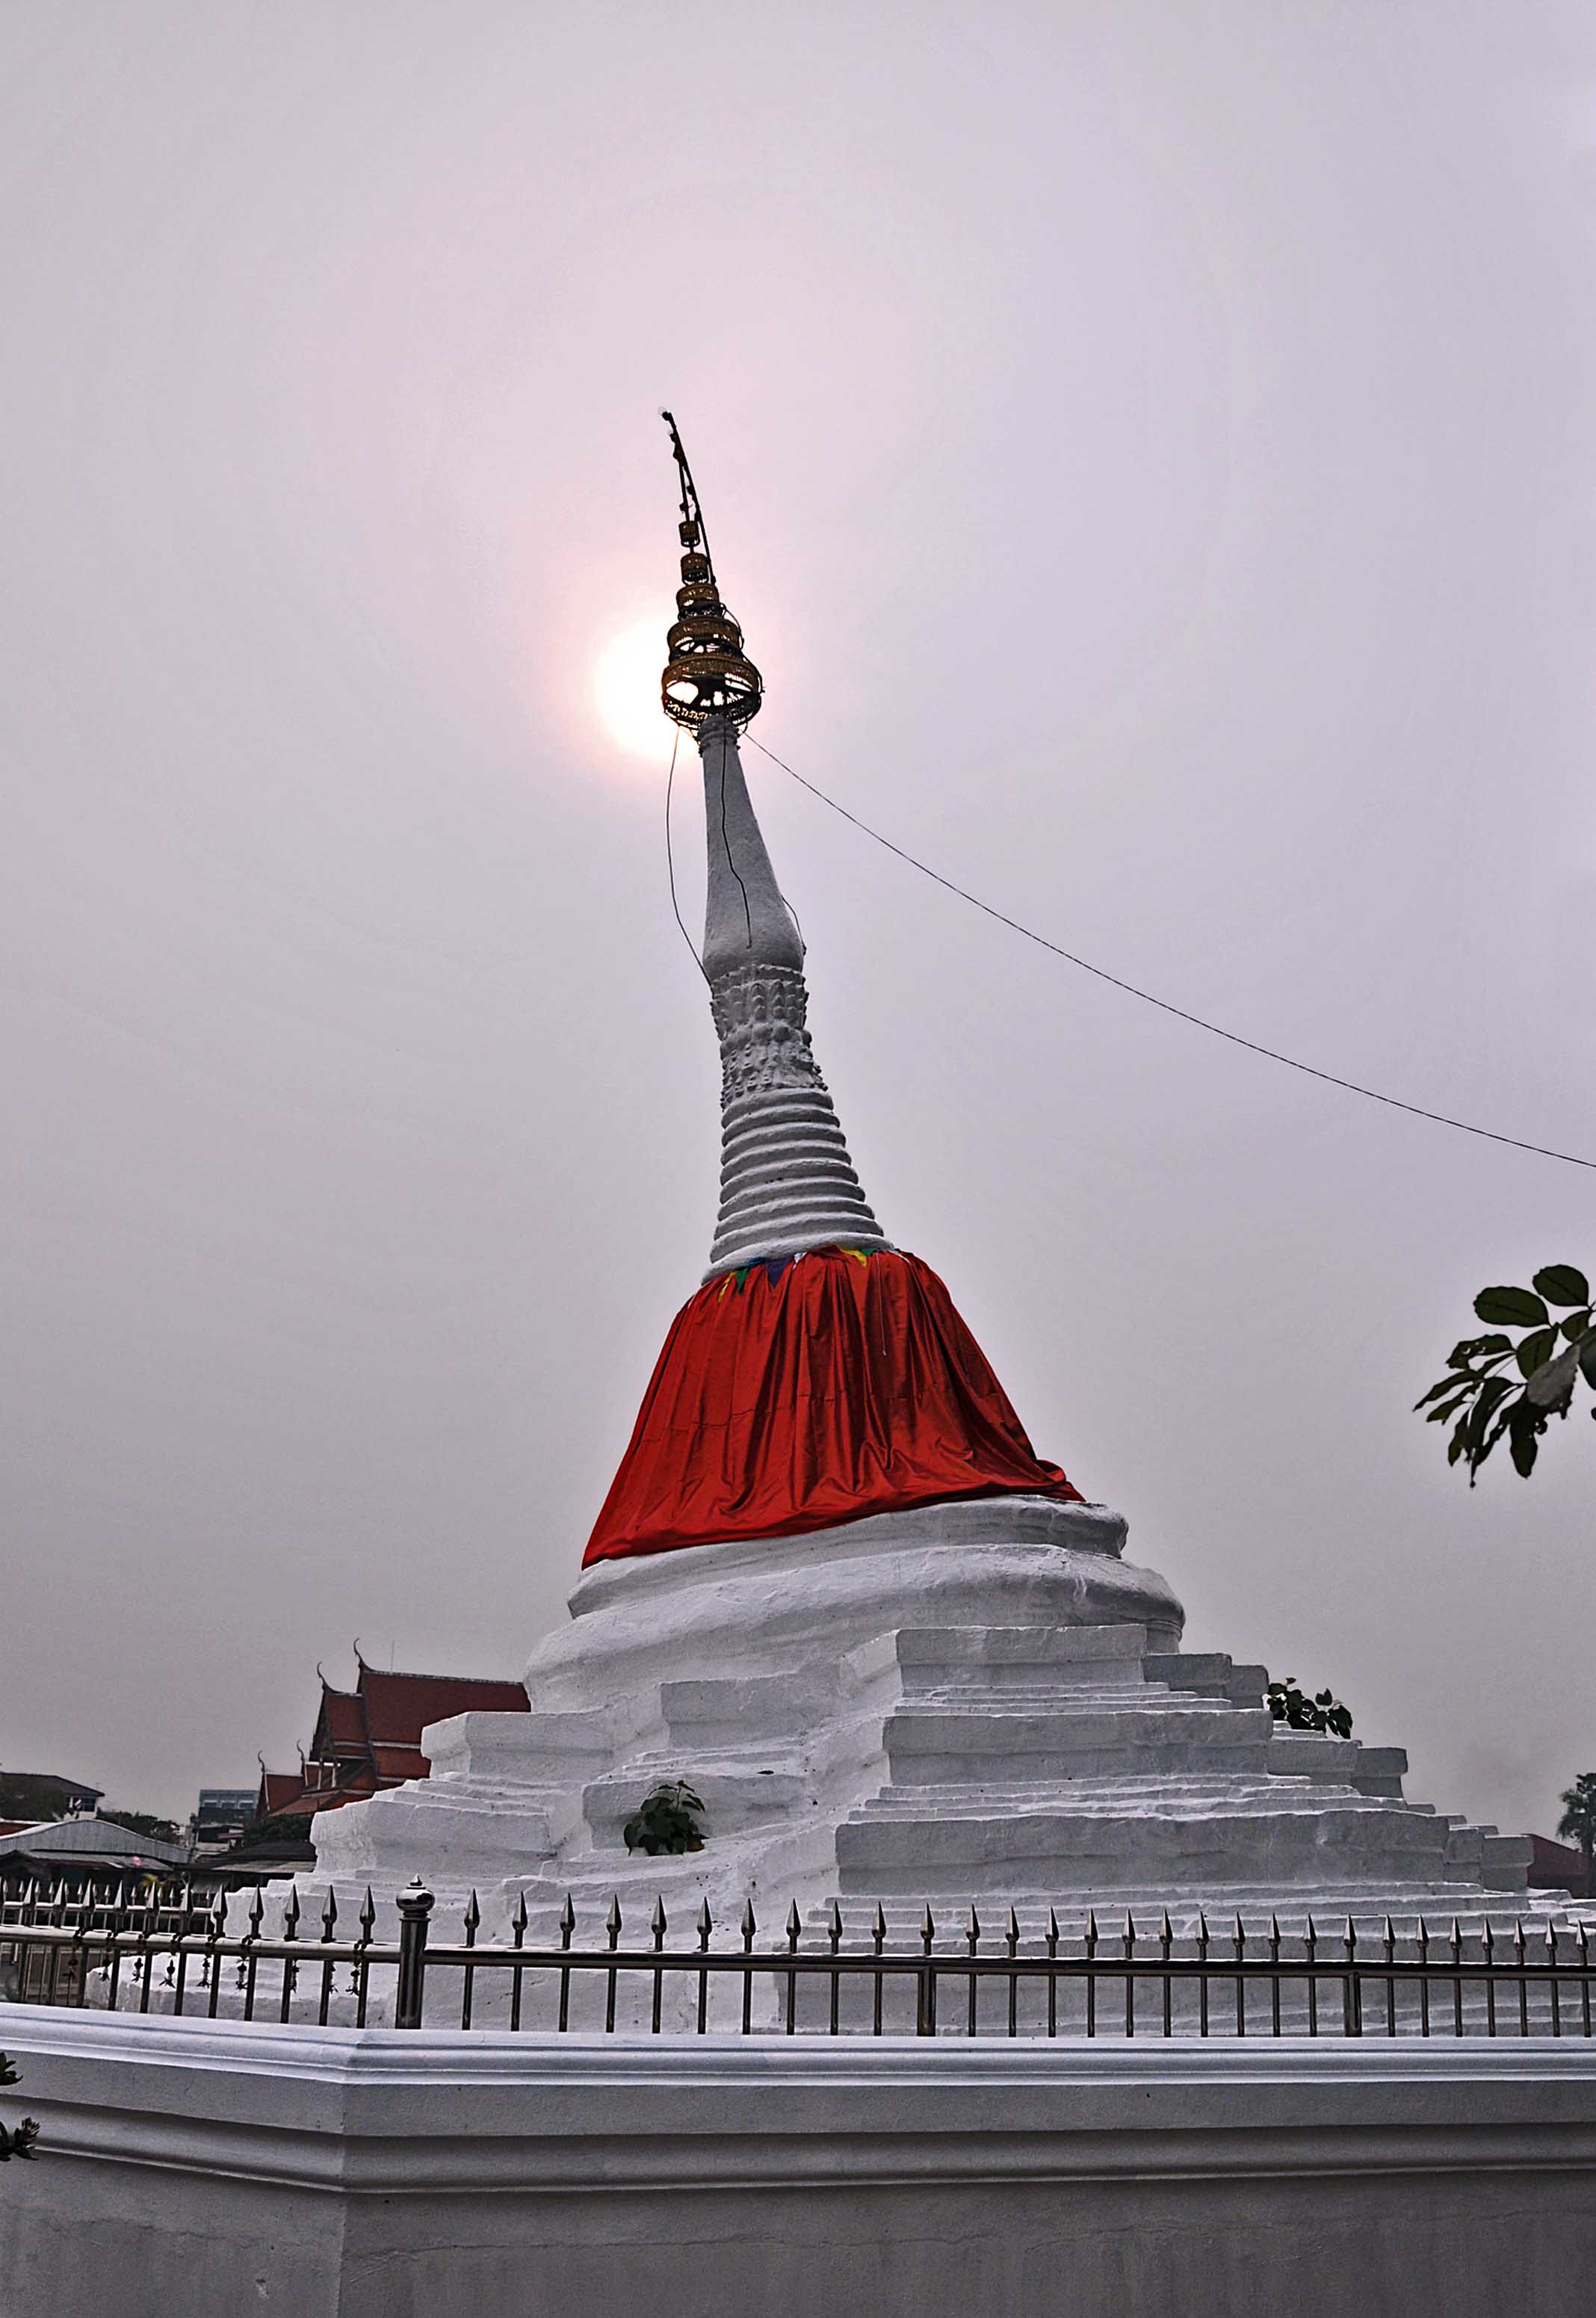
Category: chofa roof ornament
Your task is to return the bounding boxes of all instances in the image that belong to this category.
[659,410,763,733]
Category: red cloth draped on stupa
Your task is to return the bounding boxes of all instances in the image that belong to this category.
[583,1247,1080,1566]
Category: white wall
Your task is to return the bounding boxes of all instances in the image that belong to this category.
[1,2008,1595,2317]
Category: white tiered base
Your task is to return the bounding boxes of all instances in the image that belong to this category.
[309,1497,1530,1942]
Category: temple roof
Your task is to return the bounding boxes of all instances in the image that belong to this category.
[270,1780,372,1823]
[256,1768,306,1816]
[253,1659,530,1829]
[354,1663,528,1745]
[313,1685,368,1754]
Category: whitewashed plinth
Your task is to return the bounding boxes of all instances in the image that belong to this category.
[303,1496,1529,1939]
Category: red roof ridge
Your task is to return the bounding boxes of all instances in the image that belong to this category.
[356,1661,524,1687]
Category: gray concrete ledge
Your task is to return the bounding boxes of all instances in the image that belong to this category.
[4,2007,1595,2316]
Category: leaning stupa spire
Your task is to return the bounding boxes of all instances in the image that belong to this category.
[580,423,1080,1566]
[660,412,890,1276]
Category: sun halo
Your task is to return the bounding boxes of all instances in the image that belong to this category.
[593,616,675,766]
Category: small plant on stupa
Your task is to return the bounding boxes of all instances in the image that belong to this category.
[1415,1265,1595,1483]
[0,2055,40,2165]
[622,1781,706,1856]
[1266,1679,1352,1740]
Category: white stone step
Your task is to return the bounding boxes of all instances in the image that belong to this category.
[1349,1746,1409,1799]
[1144,1651,1269,1708]
[306,1777,578,1885]
[1264,1733,1363,1781]
[857,1773,1388,1811]
[655,1670,847,1745]
[881,1702,1273,1783]
[848,1623,1151,1695]
[422,1705,632,1782]
[838,1791,1459,1894]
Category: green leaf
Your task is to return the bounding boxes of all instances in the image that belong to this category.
[1532,1264,1590,1308]
[1580,1335,1596,1389]
[1472,1374,1516,1418]
[1459,1381,1520,1481]
[1474,1287,1549,1329]
[1416,1374,1475,1410]
[1516,1326,1558,1379]
[1507,1398,1544,1478]
[1560,1310,1592,1343]
[1449,1335,1512,1367]
[1476,1401,1518,1467]
[1526,1343,1580,1411]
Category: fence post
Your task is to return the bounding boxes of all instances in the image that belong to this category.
[395,1879,434,2029]
[916,1962,937,2036]
[1342,1920,1362,2039]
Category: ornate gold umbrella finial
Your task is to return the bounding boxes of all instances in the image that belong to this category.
[659,411,763,733]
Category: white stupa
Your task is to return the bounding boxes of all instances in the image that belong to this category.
[311,422,1530,1941]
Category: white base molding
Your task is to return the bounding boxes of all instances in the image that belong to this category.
[2,2005,1595,2317]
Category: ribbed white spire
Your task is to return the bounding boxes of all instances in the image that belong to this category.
[699,718,891,1279]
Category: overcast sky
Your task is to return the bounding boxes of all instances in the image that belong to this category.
[2,3,1593,1838]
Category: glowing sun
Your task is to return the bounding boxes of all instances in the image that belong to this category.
[593,616,672,763]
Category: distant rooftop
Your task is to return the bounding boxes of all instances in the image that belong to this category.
[253,1654,530,1834]
[0,1770,103,1803]
[0,1814,189,1868]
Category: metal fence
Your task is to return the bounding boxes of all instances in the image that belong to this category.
[3,1876,1592,2038]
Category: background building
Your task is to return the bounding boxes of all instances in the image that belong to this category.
[253,1656,528,1834]
[189,1790,258,1854]
[0,1770,103,1835]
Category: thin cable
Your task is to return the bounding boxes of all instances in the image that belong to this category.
[747,734,1596,1175]
[664,726,710,984]
[719,726,753,950]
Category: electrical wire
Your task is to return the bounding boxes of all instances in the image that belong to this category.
[746,733,1596,1175]
[718,726,754,951]
[664,726,710,984]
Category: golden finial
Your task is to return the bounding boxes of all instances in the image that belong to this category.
[660,412,763,732]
